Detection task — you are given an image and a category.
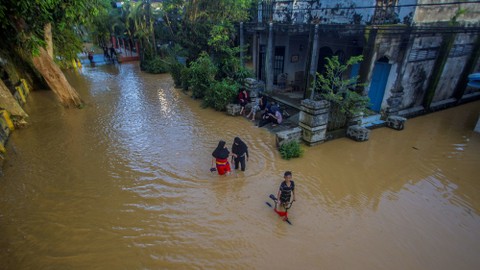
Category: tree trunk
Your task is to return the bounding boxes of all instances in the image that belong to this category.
[44,23,54,59]
[0,80,29,119]
[32,47,84,108]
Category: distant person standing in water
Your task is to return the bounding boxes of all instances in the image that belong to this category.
[211,140,231,175]
[231,137,249,171]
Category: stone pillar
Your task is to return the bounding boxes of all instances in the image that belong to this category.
[266,22,274,92]
[386,86,404,115]
[299,99,330,146]
[257,1,263,23]
[308,24,320,99]
[240,22,244,68]
[253,32,258,77]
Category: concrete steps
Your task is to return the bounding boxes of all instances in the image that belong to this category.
[361,114,385,129]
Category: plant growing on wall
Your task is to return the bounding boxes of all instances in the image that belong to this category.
[313,55,370,118]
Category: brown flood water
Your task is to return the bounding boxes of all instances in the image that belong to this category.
[1,63,480,270]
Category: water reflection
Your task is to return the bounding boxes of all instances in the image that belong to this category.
[1,63,479,269]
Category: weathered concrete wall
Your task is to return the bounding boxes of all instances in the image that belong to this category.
[286,36,308,83]
[414,0,480,26]
[367,32,406,112]
[464,39,480,96]
[270,0,416,25]
[432,33,477,103]
[310,0,374,25]
[399,36,442,109]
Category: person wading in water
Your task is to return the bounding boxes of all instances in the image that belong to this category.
[211,140,231,176]
[231,137,249,172]
[276,171,295,212]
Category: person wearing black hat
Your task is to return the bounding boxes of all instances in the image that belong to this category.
[231,137,249,171]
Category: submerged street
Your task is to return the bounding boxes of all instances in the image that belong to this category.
[1,63,480,269]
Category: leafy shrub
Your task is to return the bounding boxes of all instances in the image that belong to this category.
[203,79,239,111]
[142,56,170,74]
[232,65,254,86]
[279,141,303,160]
[169,62,185,88]
[180,67,190,91]
[188,52,218,99]
[314,55,370,117]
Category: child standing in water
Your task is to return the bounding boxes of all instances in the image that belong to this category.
[276,171,295,211]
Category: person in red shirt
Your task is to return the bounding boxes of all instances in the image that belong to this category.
[237,88,249,116]
[211,140,231,175]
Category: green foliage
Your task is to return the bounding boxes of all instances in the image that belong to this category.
[203,79,239,111]
[232,65,254,85]
[279,141,304,160]
[53,24,84,65]
[161,0,252,63]
[0,0,109,55]
[171,44,188,57]
[313,55,370,117]
[142,55,170,74]
[169,62,186,88]
[188,52,218,99]
[207,21,252,84]
[208,22,235,52]
[180,67,191,91]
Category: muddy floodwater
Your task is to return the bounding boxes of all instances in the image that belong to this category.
[1,63,480,270]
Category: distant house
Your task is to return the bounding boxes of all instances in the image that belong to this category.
[242,0,480,117]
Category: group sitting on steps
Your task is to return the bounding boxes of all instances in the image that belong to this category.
[236,88,288,128]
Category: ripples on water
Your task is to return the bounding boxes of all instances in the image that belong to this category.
[1,63,480,269]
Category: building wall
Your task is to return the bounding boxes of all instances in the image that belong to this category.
[433,33,477,102]
[259,33,309,84]
[310,0,375,24]
[249,1,480,115]
[414,0,480,25]
[399,36,442,109]
[365,32,406,111]
[269,0,417,25]
[287,36,308,82]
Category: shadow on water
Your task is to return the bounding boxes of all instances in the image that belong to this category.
[1,63,480,269]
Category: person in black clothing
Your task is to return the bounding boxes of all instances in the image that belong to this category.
[103,46,110,60]
[231,137,249,171]
[258,102,277,127]
[109,45,117,60]
[258,109,272,127]
[87,50,94,64]
[276,171,295,211]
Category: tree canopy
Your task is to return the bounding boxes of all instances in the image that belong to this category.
[0,0,110,56]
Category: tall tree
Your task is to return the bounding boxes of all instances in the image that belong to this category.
[0,0,110,108]
[160,0,252,59]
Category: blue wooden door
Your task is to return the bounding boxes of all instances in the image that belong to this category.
[368,62,391,112]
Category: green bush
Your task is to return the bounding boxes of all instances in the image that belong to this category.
[313,55,370,117]
[142,56,170,74]
[188,52,218,99]
[180,67,190,91]
[279,141,303,160]
[203,79,239,111]
[169,62,185,88]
